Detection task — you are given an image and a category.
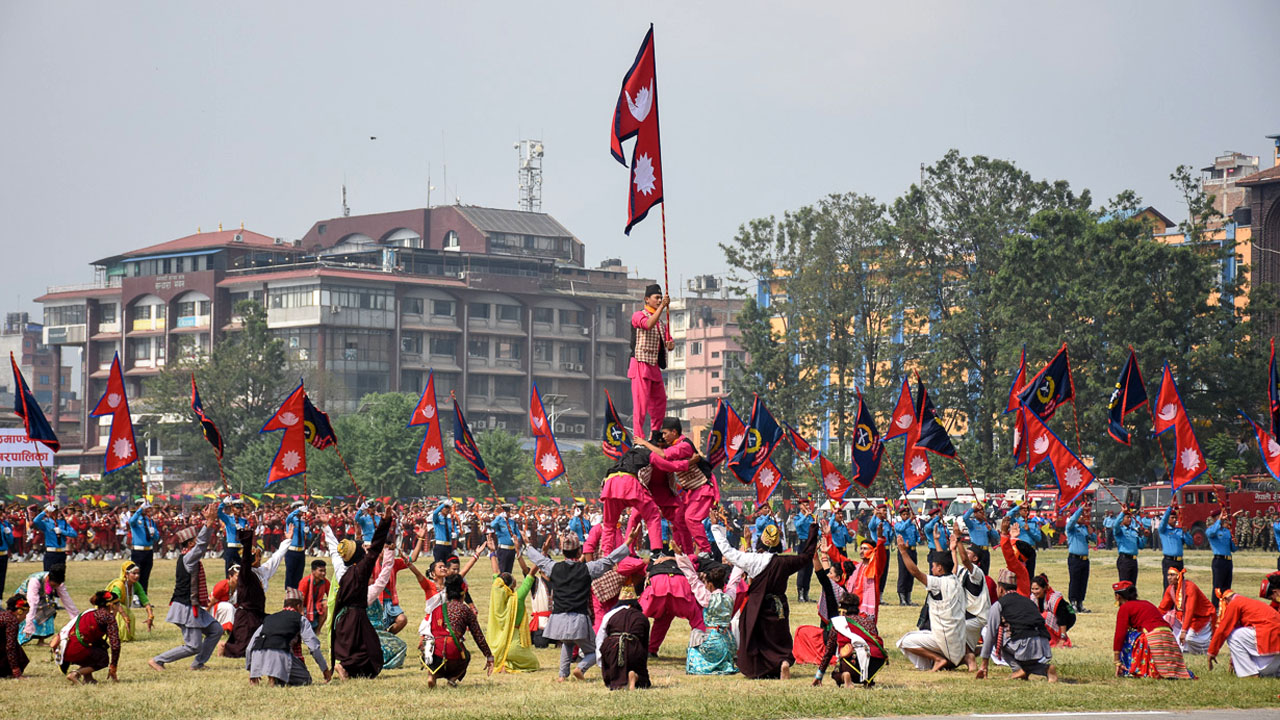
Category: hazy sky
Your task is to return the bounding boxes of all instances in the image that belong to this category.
[2,2,1278,317]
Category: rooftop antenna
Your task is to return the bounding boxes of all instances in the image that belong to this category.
[515,139,544,212]
[342,182,350,217]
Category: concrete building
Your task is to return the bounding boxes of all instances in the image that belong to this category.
[663,276,745,441]
[36,206,644,472]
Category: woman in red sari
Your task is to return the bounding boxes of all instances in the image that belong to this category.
[57,590,121,684]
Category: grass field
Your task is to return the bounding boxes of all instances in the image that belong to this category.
[4,547,1278,719]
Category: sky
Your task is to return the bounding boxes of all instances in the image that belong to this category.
[1,1,1278,318]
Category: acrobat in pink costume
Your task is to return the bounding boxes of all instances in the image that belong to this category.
[640,560,706,654]
[629,284,672,439]
[600,448,692,556]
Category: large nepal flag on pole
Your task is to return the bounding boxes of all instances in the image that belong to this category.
[850,392,883,489]
[1021,410,1095,508]
[883,376,915,442]
[10,351,59,452]
[452,395,490,484]
[90,352,137,474]
[1241,410,1280,483]
[530,384,565,486]
[1106,347,1149,445]
[728,396,784,485]
[818,453,854,503]
[754,457,784,506]
[1151,363,1207,490]
[261,381,308,487]
[1016,343,1075,421]
[610,24,663,235]
[601,390,632,460]
[408,371,446,474]
[705,399,729,465]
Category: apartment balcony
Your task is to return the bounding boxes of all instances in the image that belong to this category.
[172,314,211,331]
[43,324,87,345]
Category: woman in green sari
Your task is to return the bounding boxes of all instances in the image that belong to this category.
[103,561,153,642]
[486,540,539,673]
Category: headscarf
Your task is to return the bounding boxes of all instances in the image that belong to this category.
[108,561,138,604]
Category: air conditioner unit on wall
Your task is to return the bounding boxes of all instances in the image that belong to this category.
[330,306,341,314]
[555,423,566,433]
[573,423,585,434]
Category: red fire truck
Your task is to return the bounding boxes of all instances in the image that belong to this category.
[1138,478,1280,548]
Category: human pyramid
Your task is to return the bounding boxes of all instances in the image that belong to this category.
[4,283,1280,690]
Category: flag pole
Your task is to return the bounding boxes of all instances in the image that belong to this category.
[441,462,452,500]
[1145,403,1172,483]
[334,445,363,497]
[661,204,671,327]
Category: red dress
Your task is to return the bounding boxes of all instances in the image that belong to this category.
[60,608,120,672]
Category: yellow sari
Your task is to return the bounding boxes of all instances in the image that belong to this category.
[487,575,539,673]
[104,561,149,642]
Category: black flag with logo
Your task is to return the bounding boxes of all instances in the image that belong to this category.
[1106,347,1149,445]
[1017,343,1074,421]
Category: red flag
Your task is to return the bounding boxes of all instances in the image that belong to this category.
[785,423,820,463]
[1152,363,1207,490]
[1022,411,1095,508]
[90,352,137,474]
[1242,411,1280,483]
[754,457,783,505]
[409,371,446,474]
[610,24,663,235]
[260,381,308,487]
[724,402,747,463]
[818,453,854,503]
[530,383,565,486]
[902,419,932,494]
[884,376,915,442]
[1005,346,1027,414]
[1022,408,1054,472]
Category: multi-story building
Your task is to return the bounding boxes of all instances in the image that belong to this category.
[0,312,78,438]
[37,206,643,472]
[663,276,745,441]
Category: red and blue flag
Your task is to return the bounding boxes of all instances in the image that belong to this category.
[190,374,224,460]
[409,371,446,474]
[452,398,490,484]
[1106,347,1149,445]
[728,396,783,485]
[10,351,58,453]
[260,381,308,487]
[601,390,632,460]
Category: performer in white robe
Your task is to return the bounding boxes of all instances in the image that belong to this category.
[894,535,966,671]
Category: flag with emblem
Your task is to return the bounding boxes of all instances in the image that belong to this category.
[1022,410,1095,508]
[452,397,490,483]
[601,390,632,459]
[90,352,138,474]
[705,399,729,465]
[302,394,337,450]
[818,453,854,503]
[1017,343,1074,421]
[1005,346,1027,414]
[1106,347,1149,445]
[1269,338,1280,435]
[611,24,663,235]
[1151,362,1206,490]
[530,383,565,486]
[785,423,820,463]
[408,371,446,474]
[728,395,784,484]
[11,352,59,453]
[190,374,224,460]
[902,418,932,494]
[914,374,957,458]
[260,381,308,487]
[850,392,883,489]
[884,376,915,442]
[1241,410,1280,483]
[754,457,784,505]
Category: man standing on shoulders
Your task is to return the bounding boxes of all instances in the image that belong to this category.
[628,284,673,439]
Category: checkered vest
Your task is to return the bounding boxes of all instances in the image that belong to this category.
[630,313,666,368]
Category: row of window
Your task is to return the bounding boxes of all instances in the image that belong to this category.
[124,254,211,277]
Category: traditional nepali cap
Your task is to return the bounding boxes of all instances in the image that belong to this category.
[1261,572,1280,598]
[997,569,1018,585]
[619,584,638,601]
[284,588,303,602]
[135,498,147,506]
[337,539,357,563]
[229,497,244,505]
[1112,581,1134,593]
[560,532,582,553]
[644,283,662,297]
[761,524,781,548]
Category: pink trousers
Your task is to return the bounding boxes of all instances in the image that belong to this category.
[630,373,666,439]
[602,474,663,554]
[641,575,705,654]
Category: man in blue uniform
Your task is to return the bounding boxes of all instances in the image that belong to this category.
[922,506,950,565]
[894,503,920,606]
[355,500,380,548]
[1206,507,1239,610]
[489,504,522,574]
[793,499,815,602]
[962,503,995,575]
[1157,505,1193,590]
[828,510,851,557]
[568,503,591,544]
[1113,507,1144,586]
[32,502,76,571]
[282,501,309,591]
[129,498,161,592]
[431,499,456,564]
[1064,503,1095,613]
[0,508,14,593]
[218,498,249,575]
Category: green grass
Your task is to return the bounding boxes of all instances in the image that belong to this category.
[5,548,1279,719]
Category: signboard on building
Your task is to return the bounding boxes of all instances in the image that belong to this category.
[0,429,57,467]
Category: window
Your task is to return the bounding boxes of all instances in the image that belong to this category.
[711,371,720,379]
[322,285,392,310]
[711,351,720,359]
[533,340,554,362]
[495,340,523,360]
[128,338,152,361]
[711,386,720,394]
[558,309,584,326]
[468,337,490,359]
[324,329,392,368]
[270,285,319,309]
[98,304,117,324]
[671,342,684,361]
[401,333,423,354]
[469,375,490,396]
[533,308,554,324]
[560,344,586,364]
[494,376,522,399]
[177,300,211,317]
[429,336,457,357]
[497,304,521,322]
[690,341,702,355]
[444,230,460,250]
[38,375,49,385]
[128,305,153,322]
[432,300,455,317]
[469,303,490,320]
[403,298,424,315]
[44,305,86,326]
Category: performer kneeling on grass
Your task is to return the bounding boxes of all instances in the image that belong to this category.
[424,574,493,688]
[486,539,540,673]
[104,561,153,642]
[1,594,31,679]
[675,551,739,676]
[976,569,1057,682]
[1112,580,1194,679]
[812,535,886,689]
[150,504,223,672]
[1206,576,1280,678]
[222,528,291,658]
[1158,567,1215,655]
[597,584,651,690]
[246,591,331,686]
[16,562,76,646]
[331,514,396,679]
[55,590,121,685]
[895,535,966,672]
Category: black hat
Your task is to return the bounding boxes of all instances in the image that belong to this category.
[644,283,662,297]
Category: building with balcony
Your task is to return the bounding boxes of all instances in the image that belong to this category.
[37,207,644,471]
[0,312,79,447]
